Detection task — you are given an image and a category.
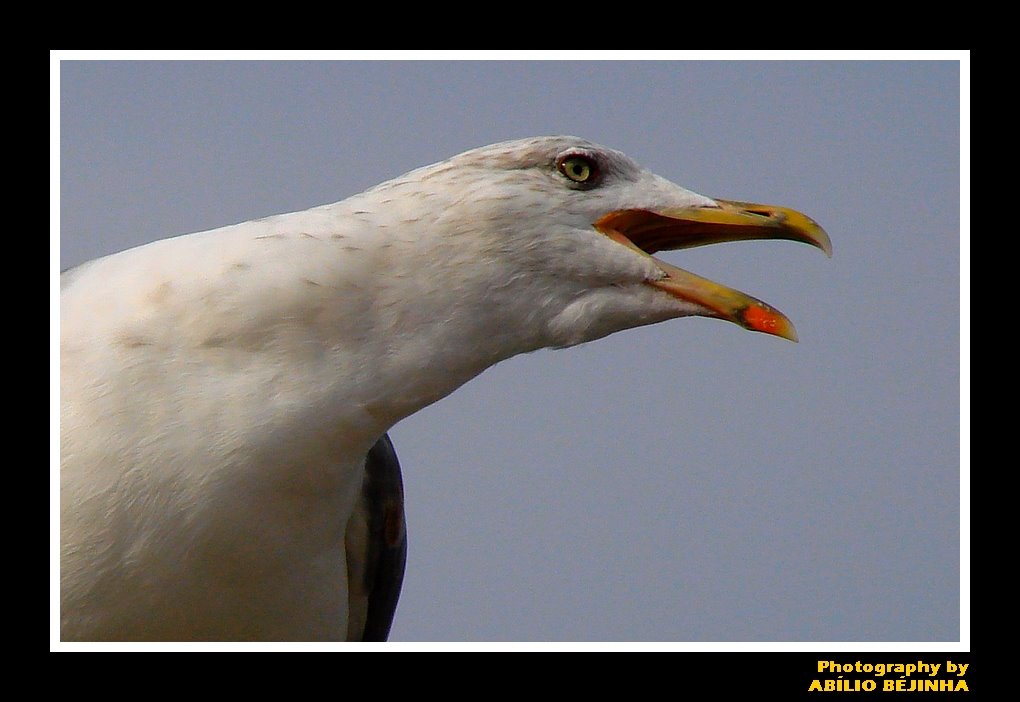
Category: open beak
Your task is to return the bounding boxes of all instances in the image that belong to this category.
[594,199,832,342]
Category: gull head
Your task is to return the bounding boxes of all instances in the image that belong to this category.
[351,136,831,352]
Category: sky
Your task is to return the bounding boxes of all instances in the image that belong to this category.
[55,55,965,645]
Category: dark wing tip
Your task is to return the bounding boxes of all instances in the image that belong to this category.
[357,433,408,642]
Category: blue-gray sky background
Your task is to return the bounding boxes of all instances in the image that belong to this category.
[56,57,965,644]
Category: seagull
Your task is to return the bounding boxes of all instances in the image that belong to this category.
[60,136,831,641]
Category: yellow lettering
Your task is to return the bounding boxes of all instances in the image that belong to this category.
[946,660,968,676]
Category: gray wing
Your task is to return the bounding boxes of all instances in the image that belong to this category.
[344,433,408,641]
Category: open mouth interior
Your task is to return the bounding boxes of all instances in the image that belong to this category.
[596,209,740,254]
[591,204,831,341]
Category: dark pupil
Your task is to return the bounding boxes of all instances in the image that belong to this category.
[571,161,586,178]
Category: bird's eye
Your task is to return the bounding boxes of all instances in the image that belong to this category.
[557,155,598,184]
